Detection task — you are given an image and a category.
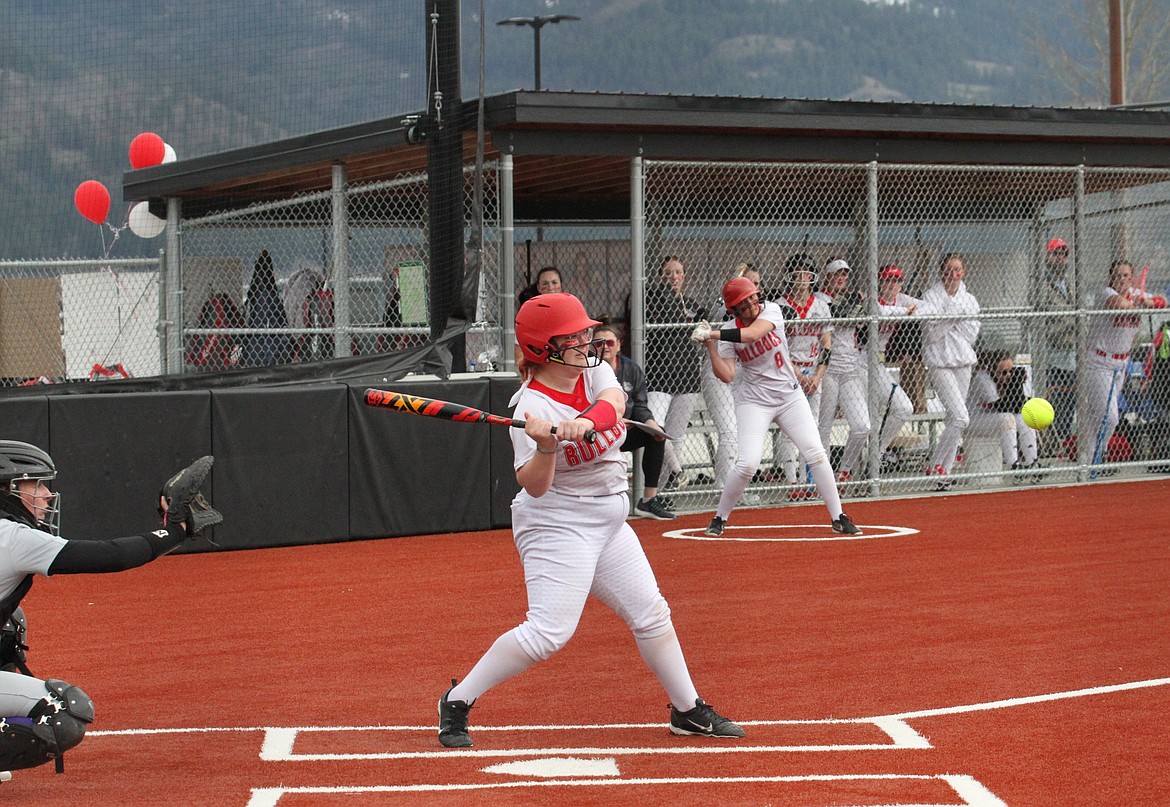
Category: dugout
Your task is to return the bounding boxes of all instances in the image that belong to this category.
[10,90,1170,550]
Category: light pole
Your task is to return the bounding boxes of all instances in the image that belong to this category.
[496,14,580,90]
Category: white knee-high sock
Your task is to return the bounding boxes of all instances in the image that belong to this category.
[449,630,538,704]
[810,459,843,518]
[636,627,699,709]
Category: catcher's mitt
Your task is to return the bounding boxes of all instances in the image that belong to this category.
[161,455,223,536]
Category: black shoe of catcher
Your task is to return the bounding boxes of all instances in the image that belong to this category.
[669,697,745,738]
[438,678,473,748]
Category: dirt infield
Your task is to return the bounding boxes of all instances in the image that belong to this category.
[8,479,1170,805]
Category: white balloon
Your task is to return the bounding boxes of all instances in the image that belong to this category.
[162,143,177,164]
[128,201,166,238]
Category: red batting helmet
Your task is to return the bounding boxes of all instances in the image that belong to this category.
[1046,237,1068,252]
[515,293,602,364]
[722,276,759,309]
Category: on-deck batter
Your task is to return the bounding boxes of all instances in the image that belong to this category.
[693,277,860,537]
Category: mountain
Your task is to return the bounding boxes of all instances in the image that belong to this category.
[0,0,1104,258]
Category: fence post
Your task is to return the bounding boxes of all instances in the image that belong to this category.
[630,156,645,367]
[500,153,515,371]
[165,197,183,375]
[331,163,350,359]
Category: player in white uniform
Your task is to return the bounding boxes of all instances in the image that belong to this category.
[815,259,915,485]
[965,350,1040,478]
[0,443,218,777]
[773,259,832,498]
[438,293,744,748]
[693,277,860,537]
[916,253,981,488]
[872,266,919,473]
[1077,260,1167,469]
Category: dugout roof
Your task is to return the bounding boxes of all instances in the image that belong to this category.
[123,90,1170,221]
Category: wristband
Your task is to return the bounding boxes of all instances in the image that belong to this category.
[817,348,832,367]
[580,399,619,432]
[144,522,187,560]
[536,445,557,455]
[718,328,742,343]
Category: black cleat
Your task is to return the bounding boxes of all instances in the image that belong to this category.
[438,679,473,748]
[669,698,745,738]
[832,513,861,535]
[704,516,726,537]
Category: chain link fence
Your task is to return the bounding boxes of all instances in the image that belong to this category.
[635,160,1170,509]
[0,258,162,385]
[5,158,1170,507]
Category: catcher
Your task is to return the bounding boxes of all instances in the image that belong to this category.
[0,441,221,779]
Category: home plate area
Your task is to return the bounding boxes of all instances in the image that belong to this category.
[241,717,1007,806]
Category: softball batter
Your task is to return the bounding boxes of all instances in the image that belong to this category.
[694,277,860,537]
[438,293,743,748]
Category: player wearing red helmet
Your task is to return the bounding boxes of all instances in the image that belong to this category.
[439,293,744,748]
[692,278,860,537]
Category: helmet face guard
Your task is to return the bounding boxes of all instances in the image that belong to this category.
[5,477,60,535]
[0,441,60,535]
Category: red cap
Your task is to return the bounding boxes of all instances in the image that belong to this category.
[879,265,904,280]
[1046,237,1068,252]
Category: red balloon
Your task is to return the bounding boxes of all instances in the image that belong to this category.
[74,180,110,224]
[129,132,166,169]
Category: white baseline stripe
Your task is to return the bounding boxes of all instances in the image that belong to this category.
[882,677,1170,721]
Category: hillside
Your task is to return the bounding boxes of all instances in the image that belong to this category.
[0,0,1095,258]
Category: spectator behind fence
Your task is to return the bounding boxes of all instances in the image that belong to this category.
[1034,237,1077,443]
[1142,318,1170,470]
[770,253,831,497]
[645,256,707,491]
[1077,259,1167,470]
[917,252,981,490]
[701,262,760,492]
[873,265,920,473]
[814,258,869,486]
[964,350,1040,481]
[514,267,564,366]
[593,322,675,520]
[242,250,291,367]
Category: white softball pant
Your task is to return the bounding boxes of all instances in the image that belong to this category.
[926,364,973,473]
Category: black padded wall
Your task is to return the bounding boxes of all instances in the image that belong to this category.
[210,384,348,549]
[0,395,49,449]
[489,375,522,528]
[47,391,212,542]
[348,379,493,538]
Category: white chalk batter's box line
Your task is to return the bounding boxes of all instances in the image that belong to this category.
[245,774,1007,807]
[88,677,1170,807]
[257,715,925,760]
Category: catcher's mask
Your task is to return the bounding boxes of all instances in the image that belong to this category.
[0,441,60,535]
[516,293,604,367]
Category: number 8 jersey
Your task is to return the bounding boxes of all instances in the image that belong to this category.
[715,301,803,407]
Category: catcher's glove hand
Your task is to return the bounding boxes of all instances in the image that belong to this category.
[160,455,223,537]
[690,320,713,344]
